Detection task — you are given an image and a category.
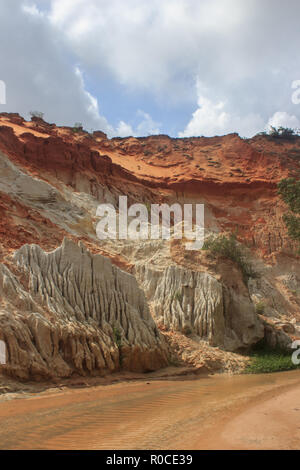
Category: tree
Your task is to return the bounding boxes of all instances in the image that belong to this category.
[30,111,44,120]
[256,127,299,139]
[73,122,83,132]
[202,233,256,282]
[269,126,298,139]
[278,178,300,251]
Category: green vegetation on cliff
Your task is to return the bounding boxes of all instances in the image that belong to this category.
[278,177,300,252]
[202,233,256,282]
[245,340,299,374]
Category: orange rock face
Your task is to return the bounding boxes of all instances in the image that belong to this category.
[0,112,300,381]
[0,113,298,260]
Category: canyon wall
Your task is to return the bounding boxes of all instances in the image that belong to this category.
[0,113,299,379]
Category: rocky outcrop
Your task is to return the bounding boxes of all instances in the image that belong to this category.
[0,239,168,380]
[0,113,299,381]
[136,264,264,351]
[263,321,292,351]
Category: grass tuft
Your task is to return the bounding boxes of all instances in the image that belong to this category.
[245,339,299,374]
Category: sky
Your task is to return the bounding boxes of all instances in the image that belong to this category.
[0,0,300,138]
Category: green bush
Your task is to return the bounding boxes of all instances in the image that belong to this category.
[30,111,44,120]
[72,122,83,133]
[202,233,256,282]
[278,178,300,213]
[113,326,122,348]
[256,127,299,140]
[283,213,300,243]
[244,339,299,374]
[269,126,298,139]
[278,178,300,252]
[174,290,183,303]
[255,301,265,315]
[245,351,298,374]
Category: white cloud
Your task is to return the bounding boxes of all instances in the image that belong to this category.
[135,111,160,136]
[267,111,300,131]
[114,111,160,137]
[0,2,159,138]
[0,1,115,135]
[22,3,44,17]
[46,1,300,98]
[179,80,264,137]
[1,0,300,138]
[115,121,134,137]
[45,0,300,134]
[74,67,113,134]
[47,0,248,98]
[179,96,229,137]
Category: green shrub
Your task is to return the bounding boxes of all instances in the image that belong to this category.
[278,178,300,252]
[182,325,192,336]
[30,110,44,120]
[72,122,83,133]
[283,213,300,243]
[113,326,123,367]
[278,178,300,213]
[174,290,183,303]
[255,301,265,315]
[256,127,299,140]
[245,351,299,374]
[202,233,256,282]
[245,340,299,374]
[244,339,299,374]
[113,326,122,348]
[269,126,298,139]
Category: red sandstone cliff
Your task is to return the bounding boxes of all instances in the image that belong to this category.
[0,112,299,381]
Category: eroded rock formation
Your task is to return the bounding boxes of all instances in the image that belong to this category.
[0,239,168,379]
[0,112,299,381]
[136,263,264,351]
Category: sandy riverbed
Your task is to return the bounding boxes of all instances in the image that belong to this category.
[0,370,299,450]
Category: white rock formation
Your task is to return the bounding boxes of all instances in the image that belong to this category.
[0,239,168,379]
[136,264,264,351]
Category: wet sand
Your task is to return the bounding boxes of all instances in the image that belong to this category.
[0,370,299,450]
[200,384,300,449]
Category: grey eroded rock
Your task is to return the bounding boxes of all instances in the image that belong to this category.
[263,323,292,351]
[0,239,168,380]
[0,150,87,234]
[136,264,264,351]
